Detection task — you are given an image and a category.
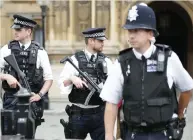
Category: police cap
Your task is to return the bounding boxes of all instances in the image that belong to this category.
[11,14,37,29]
[82,27,107,41]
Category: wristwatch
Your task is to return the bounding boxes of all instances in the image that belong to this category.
[38,92,44,98]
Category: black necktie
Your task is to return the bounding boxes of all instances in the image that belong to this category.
[141,55,146,62]
[90,55,95,62]
[21,45,25,50]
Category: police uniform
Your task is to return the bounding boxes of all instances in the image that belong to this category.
[100,3,193,140]
[0,15,53,137]
[58,28,113,140]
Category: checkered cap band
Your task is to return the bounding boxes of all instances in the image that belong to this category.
[14,18,36,28]
[84,32,105,38]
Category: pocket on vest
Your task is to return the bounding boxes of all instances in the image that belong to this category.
[123,101,141,123]
[146,97,173,123]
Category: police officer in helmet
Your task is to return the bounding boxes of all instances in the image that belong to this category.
[0,14,53,138]
[100,3,193,140]
[58,27,113,140]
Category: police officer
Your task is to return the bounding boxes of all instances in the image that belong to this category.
[100,3,193,140]
[58,27,113,140]
[0,14,53,137]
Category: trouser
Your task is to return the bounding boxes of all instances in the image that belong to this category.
[65,104,105,140]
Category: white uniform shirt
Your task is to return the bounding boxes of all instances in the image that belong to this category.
[0,41,53,81]
[100,44,193,105]
[58,49,113,108]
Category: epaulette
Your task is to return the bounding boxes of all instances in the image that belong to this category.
[155,44,171,50]
[119,47,132,55]
[75,50,84,55]
[155,44,172,56]
[97,52,106,58]
[31,40,43,50]
[8,40,18,49]
[118,47,133,63]
[8,40,18,44]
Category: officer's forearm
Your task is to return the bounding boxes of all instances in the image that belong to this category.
[0,73,7,80]
[178,90,192,119]
[0,73,4,80]
[105,102,118,139]
[63,76,77,87]
[39,80,53,96]
[63,79,72,87]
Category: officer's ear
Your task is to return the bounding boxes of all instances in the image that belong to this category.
[146,30,154,38]
[24,27,33,36]
[88,38,95,45]
[85,38,89,45]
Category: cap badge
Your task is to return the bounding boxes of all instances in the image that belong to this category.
[14,18,18,23]
[128,5,139,22]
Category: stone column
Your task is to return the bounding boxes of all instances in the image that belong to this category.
[96,1,103,28]
[110,0,118,42]
[0,6,3,46]
[69,0,76,44]
[96,1,110,37]
[61,1,68,40]
[7,17,12,43]
[91,0,96,28]
[48,3,54,41]
[55,7,61,40]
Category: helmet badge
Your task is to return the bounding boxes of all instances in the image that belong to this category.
[128,5,139,22]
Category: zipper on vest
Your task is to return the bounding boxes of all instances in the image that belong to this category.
[141,59,146,118]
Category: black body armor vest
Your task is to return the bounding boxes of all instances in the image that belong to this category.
[119,44,178,126]
[68,51,107,105]
[2,40,44,94]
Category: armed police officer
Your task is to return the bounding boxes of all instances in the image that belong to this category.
[100,3,193,140]
[0,14,53,137]
[58,28,113,140]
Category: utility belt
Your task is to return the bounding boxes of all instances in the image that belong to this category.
[62,104,105,139]
[65,104,105,116]
[127,123,167,133]
[122,118,186,140]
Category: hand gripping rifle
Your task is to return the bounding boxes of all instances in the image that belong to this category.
[60,56,102,105]
[1,54,43,139]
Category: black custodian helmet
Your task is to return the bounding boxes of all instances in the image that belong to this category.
[123,3,159,37]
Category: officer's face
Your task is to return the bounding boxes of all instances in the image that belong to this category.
[13,28,32,41]
[93,39,104,52]
[127,29,153,49]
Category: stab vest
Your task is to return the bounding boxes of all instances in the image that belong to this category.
[2,40,44,94]
[119,44,178,126]
[68,51,107,105]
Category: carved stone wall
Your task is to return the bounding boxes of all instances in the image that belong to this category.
[76,1,91,41]
[52,1,69,40]
[96,1,110,38]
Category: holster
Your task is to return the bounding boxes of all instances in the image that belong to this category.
[65,105,71,116]
[166,118,186,140]
[63,121,72,138]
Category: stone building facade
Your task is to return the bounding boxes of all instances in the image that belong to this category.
[0,0,193,76]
